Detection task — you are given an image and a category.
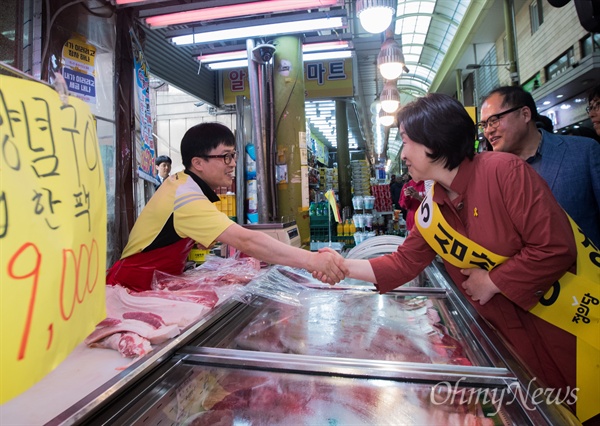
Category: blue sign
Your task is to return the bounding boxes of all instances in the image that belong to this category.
[62,68,96,97]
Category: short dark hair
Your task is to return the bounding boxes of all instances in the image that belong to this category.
[397,93,476,170]
[180,122,236,169]
[482,86,539,121]
[536,115,554,132]
[588,84,600,104]
[155,155,172,166]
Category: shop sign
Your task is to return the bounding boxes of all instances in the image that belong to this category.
[304,58,353,98]
[221,58,354,104]
[223,69,250,105]
[313,135,328,165]
[0,74,107,404]
[62,37,97,104]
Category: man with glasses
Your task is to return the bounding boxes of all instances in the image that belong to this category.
[480,86,600,247]
[107,122,347,292]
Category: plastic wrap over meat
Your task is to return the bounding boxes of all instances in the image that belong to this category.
[232,266,339,307]
[152,256,262,290]
[230,268,471,365]
[165,367,504,425]
[151,256,263,306]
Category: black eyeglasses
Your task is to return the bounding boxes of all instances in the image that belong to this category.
[586,102,600,114]
[477,106,524,133]
[202,151,238,165]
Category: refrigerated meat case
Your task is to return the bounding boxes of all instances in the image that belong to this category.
[46,261,580,425]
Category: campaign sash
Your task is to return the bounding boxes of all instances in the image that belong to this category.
[415,186,600,421]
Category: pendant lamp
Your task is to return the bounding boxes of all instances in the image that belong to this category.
[378,37,406,80]
[356,0,396,34]
[379,109,395,127]
[380,80,400,113]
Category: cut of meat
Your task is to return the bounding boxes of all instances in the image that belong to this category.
[122,311,166,328]
[84,317,180,345]
[105,285,209,328]
[132,289,218,308]
[89,332,152,358]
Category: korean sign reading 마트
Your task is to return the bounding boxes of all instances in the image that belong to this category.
[221,58,354,104]
[0,75,107,404]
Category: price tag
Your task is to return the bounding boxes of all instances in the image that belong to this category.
[0,75,107,403]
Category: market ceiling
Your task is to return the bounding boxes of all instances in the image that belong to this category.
[119,0,513,168]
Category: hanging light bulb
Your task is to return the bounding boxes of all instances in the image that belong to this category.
[378,37,406,80]
[356,0,396,34]
[380,80,400,113]
[379,109,395,127]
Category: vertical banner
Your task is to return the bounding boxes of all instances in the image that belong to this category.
[131,30,157,184]
[0,75,107,403]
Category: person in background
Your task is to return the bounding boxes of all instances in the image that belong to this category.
[480,85,600,247]
[389,175,404,211]
[316,93,598,424]
[155,155,172,189]
[107,122,347,292]
[587,84,600,138]
[398,176,425,233]
[536,114,554,133]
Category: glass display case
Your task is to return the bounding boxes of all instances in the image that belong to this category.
[44,263,581,425]
[91,349,531,425]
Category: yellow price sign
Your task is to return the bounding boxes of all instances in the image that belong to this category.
[0,75,107,404]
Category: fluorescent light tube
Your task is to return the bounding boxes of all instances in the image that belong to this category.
[172,15,345,45]
[143,0,341,27]
[303,50,352,61]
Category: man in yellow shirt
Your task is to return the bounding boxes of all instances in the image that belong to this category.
[107,122,346,291]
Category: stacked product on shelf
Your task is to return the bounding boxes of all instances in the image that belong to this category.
[371,184,393,212]
[319,166,338,191]
[214,186,236,219]
[350,160,371,196]
[352,195,378,245]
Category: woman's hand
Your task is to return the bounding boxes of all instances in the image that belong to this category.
[460,268,501,305]
[404,186,421,200]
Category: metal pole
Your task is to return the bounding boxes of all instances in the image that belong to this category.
[235,95,246,224]
[456,69,464,104]
[503,0,519,85]
[246,38,270,223]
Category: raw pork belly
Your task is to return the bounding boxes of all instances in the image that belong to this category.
[105,285,210,327]
[85,285,213,358]
[132,289,218,308]
[84,317,179,345]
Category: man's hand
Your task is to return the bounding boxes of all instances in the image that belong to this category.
[460,268,500,305]
[308,247,347,285]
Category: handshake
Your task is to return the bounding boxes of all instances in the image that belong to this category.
[308,247,349,285]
